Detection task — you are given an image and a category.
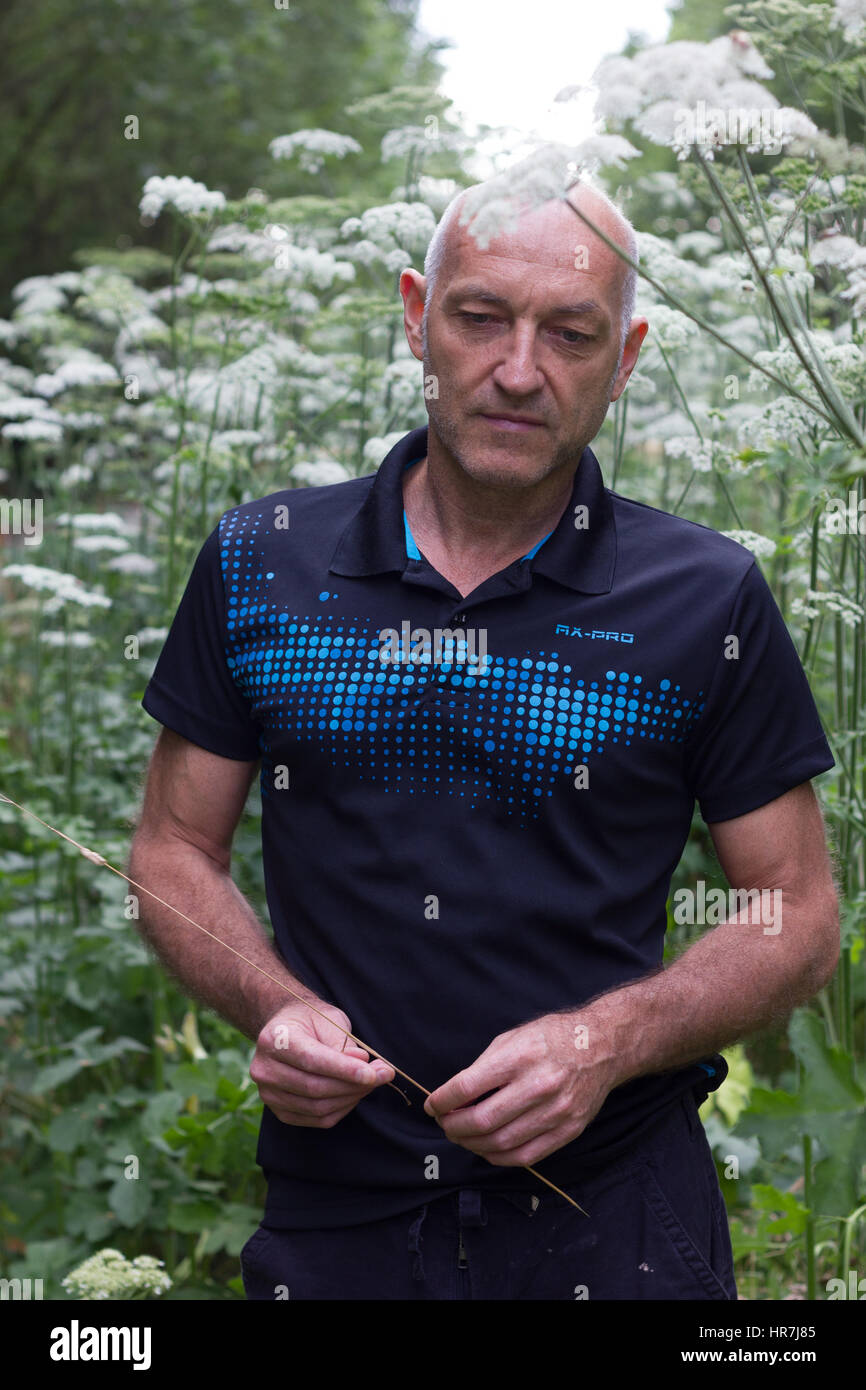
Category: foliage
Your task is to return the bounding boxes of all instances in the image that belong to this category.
[0,0,448,305]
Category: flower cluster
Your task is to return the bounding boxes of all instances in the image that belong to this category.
[269,129,362,174]
[139,175,226,221]
[832,0,866,40]
[380,125,465,163]
[61,1249,172,1301]
[645,304,700,352]
[592,34,818,160]
[2,564,111,611]
[811,232,866,318]
[340,202,436,273]
[720,529,777,560]
[291,459,352,486]
[749,333,866,401]
[566,133,641,173]
[33,350,119,397]
[791,588,864,627]
[663,436,736,472]
[738,395,818,450]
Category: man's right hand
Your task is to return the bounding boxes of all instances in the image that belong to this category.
[250,1000,395,1127]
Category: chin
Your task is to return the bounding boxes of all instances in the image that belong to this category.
[458,447,554,489]
[431,413,558,482]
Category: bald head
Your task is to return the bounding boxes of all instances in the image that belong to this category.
[423,177,638,359]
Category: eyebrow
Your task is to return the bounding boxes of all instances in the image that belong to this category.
[444,286,607,320]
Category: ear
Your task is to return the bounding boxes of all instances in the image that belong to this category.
[610,317,649,402]
[400,268,426,362]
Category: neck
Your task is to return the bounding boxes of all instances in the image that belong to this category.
[403,428,578,573]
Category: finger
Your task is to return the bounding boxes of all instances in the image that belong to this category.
[270,1028,382,1086]
[473,1125,573,1167]
[256,1064,376,1101]
[436,1084,537,1141]
[268,1100,358,1128]
[254,1053,396,1101]
[446,1103,556,1154]
[424,1053,512,1119]
[260,1085,366,1118]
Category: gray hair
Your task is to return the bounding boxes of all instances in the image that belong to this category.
[422,177,639,357]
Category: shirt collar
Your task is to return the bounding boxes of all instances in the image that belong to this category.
[328,424,617,595]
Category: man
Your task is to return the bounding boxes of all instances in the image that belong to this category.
[132,173,838,1301]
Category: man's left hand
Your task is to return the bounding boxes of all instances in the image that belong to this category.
[423,1010,619,1166]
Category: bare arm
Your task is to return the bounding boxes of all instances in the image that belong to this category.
[585,779,840,1083]
[128,726,300,1039]
[425,781,840,1166]
[129,727,393,1125]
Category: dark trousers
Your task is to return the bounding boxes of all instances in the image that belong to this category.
[240,1091,737,1300]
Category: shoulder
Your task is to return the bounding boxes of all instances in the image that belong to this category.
[217,471,376,543]
[608,488,759,594]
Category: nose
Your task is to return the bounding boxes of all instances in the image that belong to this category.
[491,323,544,397]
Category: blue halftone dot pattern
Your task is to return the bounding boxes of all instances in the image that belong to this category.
[221,512,705,819]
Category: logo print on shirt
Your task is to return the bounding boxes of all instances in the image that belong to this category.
[220,513,704,820]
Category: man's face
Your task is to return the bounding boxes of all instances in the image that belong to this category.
[402,194,647,491]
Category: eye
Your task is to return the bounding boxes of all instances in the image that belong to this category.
[556,329,590,344]
[460,311,495,324]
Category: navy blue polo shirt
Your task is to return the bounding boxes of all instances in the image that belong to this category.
[142,424,835,1228]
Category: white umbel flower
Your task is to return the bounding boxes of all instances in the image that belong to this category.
[791,588,863,627]
[74,535,130,553]
[139,175,226,220]
[2,563,111,608]
[832,0,866,39]
[720,529,777,560]
[61,1249,172,1300]
[2,418,63,442]
[56,511,131,533]
[269,129,362,174]
[663,436,735,471]
[106,554,158,576]
[291,459,352,486]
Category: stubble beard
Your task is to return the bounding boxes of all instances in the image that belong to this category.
[423,351,607,493]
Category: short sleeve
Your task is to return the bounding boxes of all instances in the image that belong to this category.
[684,560,834,823]
[141,523,261,761]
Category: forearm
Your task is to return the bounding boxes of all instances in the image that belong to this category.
[581,896,839,1090]
[128,831,319,1041]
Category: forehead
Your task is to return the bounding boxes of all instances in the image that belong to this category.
[442,196,627,305]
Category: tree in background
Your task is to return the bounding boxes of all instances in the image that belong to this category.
[0,0,447,307]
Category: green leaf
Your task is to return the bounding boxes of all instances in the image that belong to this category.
[107,1175,152,1228]
[31,1057,89,1094]
[167,1199,222,1233]
[215,1076,245,1106]
[736,1085,806,1158]
[751,1183,810,1236]
[790,1009,864,1112]
[810,1113,866,1217]
[141,1091,184,1139]
[199,1203,264,1256]
[46,1101,103,1154]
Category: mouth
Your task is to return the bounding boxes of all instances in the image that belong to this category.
[478,413,546,432]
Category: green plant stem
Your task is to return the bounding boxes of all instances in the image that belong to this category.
[803,1133,816,1301]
